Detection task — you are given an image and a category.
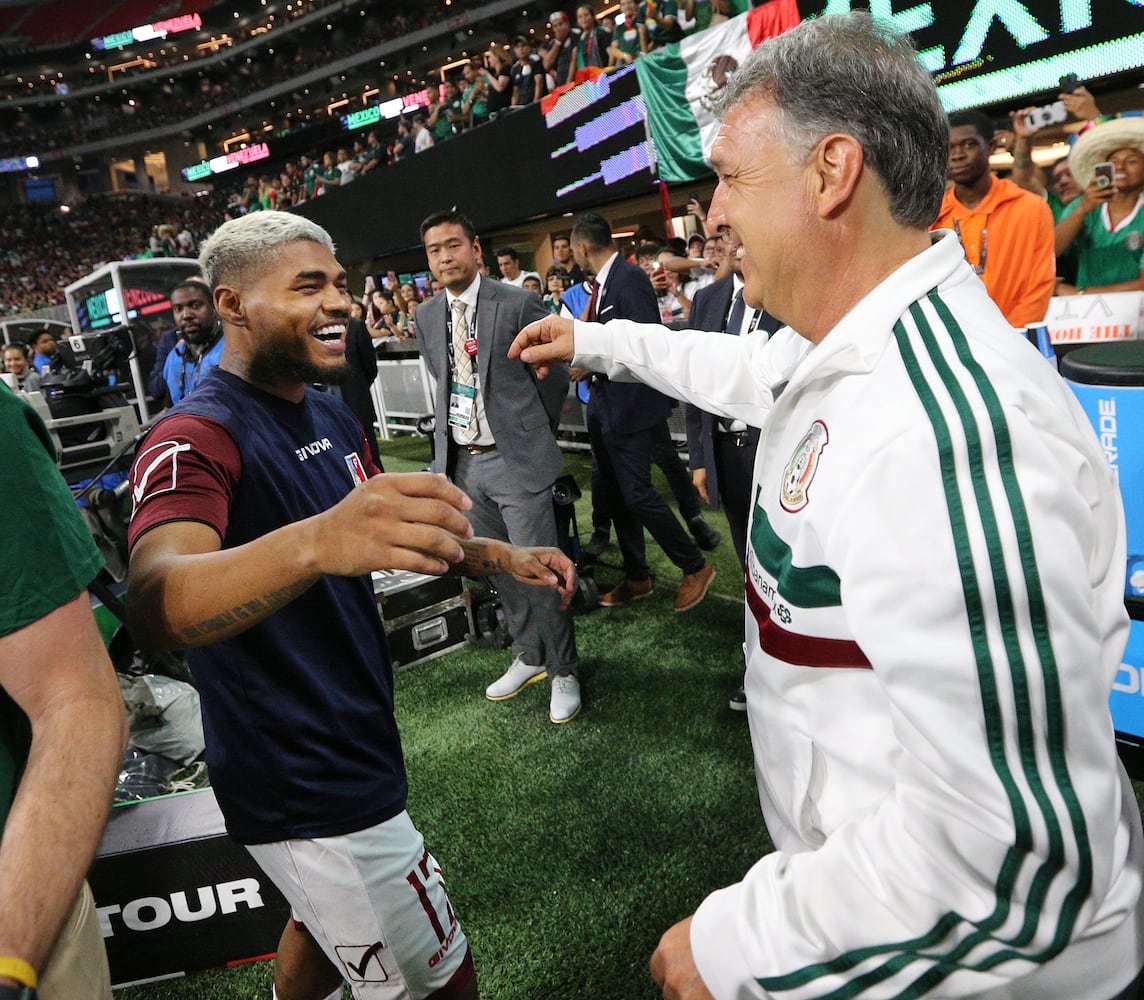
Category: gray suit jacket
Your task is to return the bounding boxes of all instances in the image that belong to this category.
[418,277,569,493]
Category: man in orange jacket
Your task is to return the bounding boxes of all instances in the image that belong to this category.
[932,108,1056,329]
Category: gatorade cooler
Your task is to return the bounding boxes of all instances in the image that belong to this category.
[1061,342,1144,778]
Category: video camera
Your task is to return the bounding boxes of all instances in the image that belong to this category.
[31,323,142,487]
[41,324,135,395]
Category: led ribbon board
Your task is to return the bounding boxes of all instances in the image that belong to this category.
[92,13,203,52]
[805,1,1144,110]
[181,142,271,182]
[342,91,430,132]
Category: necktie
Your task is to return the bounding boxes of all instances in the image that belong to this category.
[586,279,600,322]
[451,299,478,443]
[720,289,746,433]
[726,288,745,337]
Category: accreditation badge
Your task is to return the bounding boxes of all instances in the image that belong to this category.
[448,381,476,429]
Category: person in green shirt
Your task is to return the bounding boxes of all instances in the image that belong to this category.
[610,0,647,64]
[1056,117,1144,294]
[300,153,319,199]
[314,150,341,195]
[683,0,714,34]
[427,79,463,141]
[640,0,682,46]
[461,61,488,127]
[0,387,127,999]
[358,131,385,175]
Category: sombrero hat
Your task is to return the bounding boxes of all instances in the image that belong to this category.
[1069,116,1144,188]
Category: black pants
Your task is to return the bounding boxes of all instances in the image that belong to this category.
[591,417,702,533]
[714,431,756,568]
[589,415,704,579]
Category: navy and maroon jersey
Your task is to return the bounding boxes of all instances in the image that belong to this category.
[129,369,405,845]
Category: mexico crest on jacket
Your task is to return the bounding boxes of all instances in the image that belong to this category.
[781,420,829,512]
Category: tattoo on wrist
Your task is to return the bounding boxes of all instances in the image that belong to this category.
[1015,152,1032,168]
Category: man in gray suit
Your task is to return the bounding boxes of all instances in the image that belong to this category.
[419,209,581,723]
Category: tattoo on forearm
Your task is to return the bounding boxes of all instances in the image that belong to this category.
[177,580,312,642]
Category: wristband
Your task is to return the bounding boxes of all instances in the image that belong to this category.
[1077,114,1117,134]
[0,961,34,990]
[0,986,35,1000]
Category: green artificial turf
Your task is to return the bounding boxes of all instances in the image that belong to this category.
[115,434,1144,999]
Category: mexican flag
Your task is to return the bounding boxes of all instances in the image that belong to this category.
[636,0,800,183]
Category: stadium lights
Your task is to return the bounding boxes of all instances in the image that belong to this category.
[439,57,470,76]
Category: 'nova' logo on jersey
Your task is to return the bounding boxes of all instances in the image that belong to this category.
[296,438,333,462]
[780,420,828,513]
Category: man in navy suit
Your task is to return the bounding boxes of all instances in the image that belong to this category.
[685,242,781,569]
[419,209,581,723]
[569,212,714,613]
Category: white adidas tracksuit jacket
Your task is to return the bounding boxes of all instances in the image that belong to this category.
[574,231,1144,999]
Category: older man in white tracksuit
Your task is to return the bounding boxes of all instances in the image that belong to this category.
[510,13,1144,1000]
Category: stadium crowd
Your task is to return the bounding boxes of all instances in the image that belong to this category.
[0,0,742,158]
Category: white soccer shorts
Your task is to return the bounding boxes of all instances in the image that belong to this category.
[247,810,471,999]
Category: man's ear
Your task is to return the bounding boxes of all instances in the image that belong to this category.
[214,286,247,328]
[811,133,864,218]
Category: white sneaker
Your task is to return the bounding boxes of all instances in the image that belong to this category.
[485,657,548,701]
[549,674,581,724]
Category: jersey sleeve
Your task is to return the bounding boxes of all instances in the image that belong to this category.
[128,414,242,549]
[361,423,382,478]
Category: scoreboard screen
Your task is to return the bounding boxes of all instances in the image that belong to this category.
[803,1,1144,110]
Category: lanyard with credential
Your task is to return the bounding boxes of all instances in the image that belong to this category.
[179,333,218,398]
[445,300,479,378]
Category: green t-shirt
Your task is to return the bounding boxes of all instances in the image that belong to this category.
[640,0,682,45]
[612,23,642,59]
[688,0,713,33]
[302,163,320,196]
[434,98,463,140]
[0,387,103,834]
[463,82,487,121]
[1062,196,1144,288]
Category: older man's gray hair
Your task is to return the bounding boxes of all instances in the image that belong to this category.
[199,211,337,290]
[716,11,948,229]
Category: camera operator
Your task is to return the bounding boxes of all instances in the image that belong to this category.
[30,329,57,376]
[162,278,224,406]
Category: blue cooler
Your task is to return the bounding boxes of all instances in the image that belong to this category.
[1061,343,1144,777]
